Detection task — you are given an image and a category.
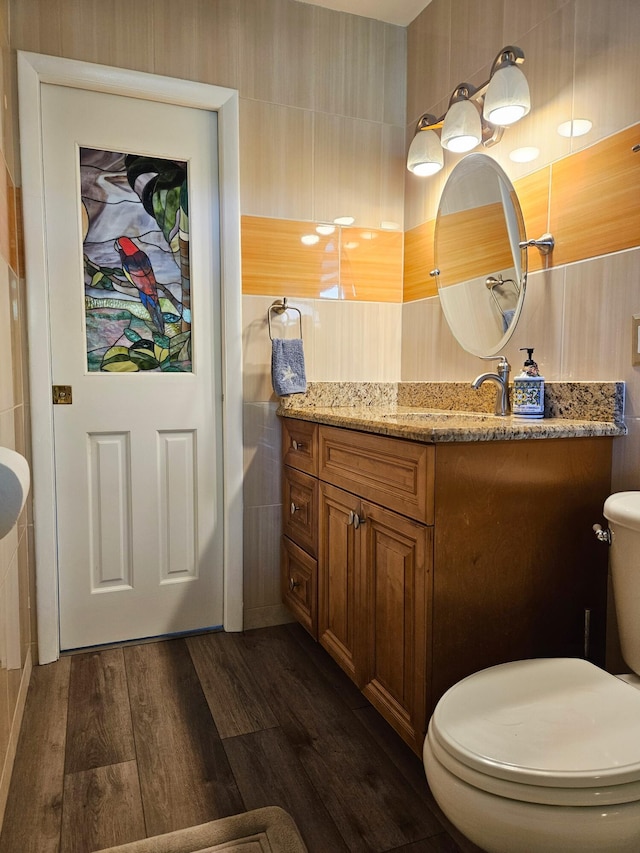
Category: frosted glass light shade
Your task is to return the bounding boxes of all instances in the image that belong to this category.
[407,129,444,176]
[483,63,531,126]
[441,100,482,153]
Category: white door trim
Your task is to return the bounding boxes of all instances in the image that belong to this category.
[18,51,244,664]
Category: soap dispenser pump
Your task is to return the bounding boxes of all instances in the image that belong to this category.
[512,347,545,419]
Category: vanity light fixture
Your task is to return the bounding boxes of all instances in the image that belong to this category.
[407,45,530,176]
[441,86,483,153]
[483,47,531,126]
[406,116,444,175]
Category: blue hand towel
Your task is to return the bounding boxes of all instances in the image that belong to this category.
[502,308,516,333]
[271,338,307,396]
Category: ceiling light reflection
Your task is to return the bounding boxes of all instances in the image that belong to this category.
[509,146,540,163]
[557,119,592,138]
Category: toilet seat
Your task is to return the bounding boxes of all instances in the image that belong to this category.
[428,658,640,807]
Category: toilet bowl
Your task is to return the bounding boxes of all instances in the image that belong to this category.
[424,657,640,853]
[424,491,640,852]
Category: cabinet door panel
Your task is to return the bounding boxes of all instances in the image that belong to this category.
[318,483,361,683]
[360,501,432,753]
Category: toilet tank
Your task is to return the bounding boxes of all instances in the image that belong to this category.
[604,492,640,674]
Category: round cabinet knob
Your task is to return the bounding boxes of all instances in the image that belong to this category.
[290,502,300,515]
[289,578,301,591]
[291,439,304,451]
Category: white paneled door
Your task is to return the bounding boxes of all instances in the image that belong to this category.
[41,84,224,650]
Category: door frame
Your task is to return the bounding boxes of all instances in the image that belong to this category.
[18,51,244,664]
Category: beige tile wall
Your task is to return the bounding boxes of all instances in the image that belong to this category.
[0,0,33,825]
[9,0,407,632]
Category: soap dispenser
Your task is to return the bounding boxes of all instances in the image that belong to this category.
[512,347,545,419]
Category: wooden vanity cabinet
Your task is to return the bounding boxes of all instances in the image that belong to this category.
[281,419,319,639]
[280,417,613,756]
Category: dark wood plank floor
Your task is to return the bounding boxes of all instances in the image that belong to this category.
[0,624,483,853]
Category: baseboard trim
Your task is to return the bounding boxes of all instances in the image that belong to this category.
[243,603,295,631]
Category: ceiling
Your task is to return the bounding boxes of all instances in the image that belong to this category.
[298,0,430,26]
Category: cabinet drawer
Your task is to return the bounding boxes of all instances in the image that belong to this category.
[282,418,318,476]
[319,426,434,524]
[283,467,318,557]
[282,536,317,639]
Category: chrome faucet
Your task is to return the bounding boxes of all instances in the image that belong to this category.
[472,357,511,416]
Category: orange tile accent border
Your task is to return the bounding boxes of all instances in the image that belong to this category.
[404,219,436,301]
[403,122,640,302]
[436,201,513,288]
[0,162,8,267]
[550,125,640,268]
[242,216,339,299]
[241,216,403,302]
[340,228,403,302]
[8,179,21,277]
[513,167,550,275]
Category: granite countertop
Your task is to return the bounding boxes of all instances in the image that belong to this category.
[277,382,627,444]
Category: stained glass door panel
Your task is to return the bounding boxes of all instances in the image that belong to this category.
[81,148,192,372]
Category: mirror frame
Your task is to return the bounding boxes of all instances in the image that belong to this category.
[434,153,527,357]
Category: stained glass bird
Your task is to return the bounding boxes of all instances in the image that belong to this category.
[114,236,165,333]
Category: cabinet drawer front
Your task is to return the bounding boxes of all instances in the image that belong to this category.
[319,426,434,524]
[282,536,317,639]
[282,418,318,476]
[282,467,318,557]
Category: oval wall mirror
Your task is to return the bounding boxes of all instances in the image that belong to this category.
[434,153,527,357]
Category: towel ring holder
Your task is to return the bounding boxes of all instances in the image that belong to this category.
[485,274,519,319]
[268,298,303,341]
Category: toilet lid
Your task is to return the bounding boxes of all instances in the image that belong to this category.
[431,658,640,788]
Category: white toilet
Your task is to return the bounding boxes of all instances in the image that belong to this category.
[423,491,640,853]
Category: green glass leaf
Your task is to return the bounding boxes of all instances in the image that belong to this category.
[153,333,170,349]
[128,339,159,370]
[102,359,139,373]
[180,181,188,218]
[101,345,140,372]
[124,328,142,343]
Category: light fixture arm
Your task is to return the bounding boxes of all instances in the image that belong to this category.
[448,83,478,105]
[414,113,440,132]
[489,45,525,76]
